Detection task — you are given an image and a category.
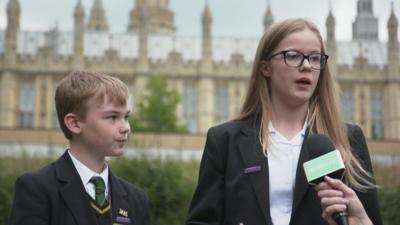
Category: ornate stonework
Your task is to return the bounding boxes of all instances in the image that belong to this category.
[0,0,399,142]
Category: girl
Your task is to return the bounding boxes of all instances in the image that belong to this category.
[186,18,382,225]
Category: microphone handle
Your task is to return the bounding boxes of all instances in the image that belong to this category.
[333,211,349,225]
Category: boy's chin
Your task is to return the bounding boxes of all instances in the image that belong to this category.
[108,149,126,157]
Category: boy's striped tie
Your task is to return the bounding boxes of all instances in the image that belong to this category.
[90,176,106,206]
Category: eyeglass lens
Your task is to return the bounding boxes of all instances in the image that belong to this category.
[284,51,327,69]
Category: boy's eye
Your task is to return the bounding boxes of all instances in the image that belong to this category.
[108,115,117,120]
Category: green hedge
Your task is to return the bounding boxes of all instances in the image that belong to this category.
[0,156,399,225]
[111,156,198,225]
[379,188,400,225]
[0,155,198,225]
[374,162,400,225]
[0,155,52,225]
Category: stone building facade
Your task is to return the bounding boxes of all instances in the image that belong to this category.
[0,0,399,141]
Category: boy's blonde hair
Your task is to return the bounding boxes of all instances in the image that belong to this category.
[55,71,129,139]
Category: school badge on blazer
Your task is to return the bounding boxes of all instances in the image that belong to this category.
[113,208,132,224]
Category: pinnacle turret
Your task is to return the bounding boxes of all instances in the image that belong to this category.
[87,0,109,31]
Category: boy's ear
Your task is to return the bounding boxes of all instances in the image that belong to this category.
[260,60,272,78]
[64,113,82,135]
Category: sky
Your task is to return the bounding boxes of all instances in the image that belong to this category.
[0,0,398,41]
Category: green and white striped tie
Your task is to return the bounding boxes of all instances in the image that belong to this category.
[90,176,106,206]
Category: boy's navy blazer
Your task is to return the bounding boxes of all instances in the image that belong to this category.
[9,151,150,225]
[186,119,382,225]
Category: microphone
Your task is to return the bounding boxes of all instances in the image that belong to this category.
[303,134,349,225]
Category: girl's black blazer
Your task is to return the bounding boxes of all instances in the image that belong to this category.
[186,119,382,225]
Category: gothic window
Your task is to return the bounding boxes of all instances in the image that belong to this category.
[183,81,198,133]
[18,79,35,128]
[40,82,47,125]
[340,88,354,122]
[234,84,242,115]
[215,81,230,125]
[370,90,384,140]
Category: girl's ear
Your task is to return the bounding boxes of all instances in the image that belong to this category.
[64,113,82,135]
[260,61,272,78]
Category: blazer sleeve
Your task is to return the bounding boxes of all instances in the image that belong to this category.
[186,127,226,225]
[8,173,50,225]
[348,124,383,225]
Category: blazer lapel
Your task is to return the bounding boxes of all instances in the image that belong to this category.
[56,151,98,225]
[238,123,273,225]
[291,127,312,217]
[110,172,132,224]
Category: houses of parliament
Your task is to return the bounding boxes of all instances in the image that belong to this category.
[0,0,399,142]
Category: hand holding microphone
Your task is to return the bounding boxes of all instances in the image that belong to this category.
[303,134,372,225]
[316,176,373,225]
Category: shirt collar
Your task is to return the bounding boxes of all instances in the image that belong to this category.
[68,150,109,187]
[268,111,309,137]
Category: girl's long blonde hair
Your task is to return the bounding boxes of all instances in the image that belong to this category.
[236,18,375,191]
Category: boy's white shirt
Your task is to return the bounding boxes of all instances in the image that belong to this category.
[68,150,109,200]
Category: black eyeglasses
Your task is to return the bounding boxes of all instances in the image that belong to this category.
[267,50,329,70]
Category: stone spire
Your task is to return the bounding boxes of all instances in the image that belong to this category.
[387,1,399,77]
[74,0,85,27]
[73,0,85,68]
[352,0,378,41]
[136,0,149,73]
[5,0,20,66]
[87,0,108,31]
[198,1,215,134]
[326,2,335,42]
[128,0,175,34]
[325,2,337,77]
[159,0,169,8]
[1,0,20,128]
[201,1,213,74]
[263,0,274,31]
[386,1,400,139]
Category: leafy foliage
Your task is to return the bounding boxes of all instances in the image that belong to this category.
[130,77,188,133]
[0,155,52,225]
[373,161,400,225]
[379,188,400,225]
[1,156,400,225]
[111,156,198,225]
[0,155,198,225]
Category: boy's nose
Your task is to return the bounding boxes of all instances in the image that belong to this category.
[120,120,131,133]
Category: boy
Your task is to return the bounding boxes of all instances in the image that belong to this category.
[9,71,150,225]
